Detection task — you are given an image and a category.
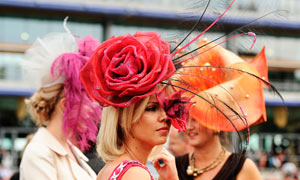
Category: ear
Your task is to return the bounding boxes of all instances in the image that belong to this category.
[58,97,66,113]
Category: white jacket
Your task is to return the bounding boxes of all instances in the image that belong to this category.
[20,127,96,180]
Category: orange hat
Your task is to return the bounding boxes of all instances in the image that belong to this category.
[175,39,269,132]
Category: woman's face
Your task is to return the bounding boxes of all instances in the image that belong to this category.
[130,95,171,147]
[186,117,215,148]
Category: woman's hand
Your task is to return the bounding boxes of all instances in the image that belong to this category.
[153,148,179,180]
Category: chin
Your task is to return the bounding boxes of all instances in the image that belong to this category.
[188,140,201,147]
[153,137,168,146]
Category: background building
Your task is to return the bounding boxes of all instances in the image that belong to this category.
[1,0,300,179]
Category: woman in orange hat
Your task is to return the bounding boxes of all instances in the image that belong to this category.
[174,39,270,180]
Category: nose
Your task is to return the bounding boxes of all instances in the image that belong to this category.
[159,107,168,122]
[186,117,194,130]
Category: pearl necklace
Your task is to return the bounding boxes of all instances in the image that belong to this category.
[186,147,226,177]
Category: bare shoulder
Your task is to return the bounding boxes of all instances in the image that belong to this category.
[96,170,103,180]
[122,166,152,180]
[237,158,262,180]
[96,165,113,180]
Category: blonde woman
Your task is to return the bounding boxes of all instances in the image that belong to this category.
[20,32,101,180]
[97,94,181,180]
[79,31,195,180]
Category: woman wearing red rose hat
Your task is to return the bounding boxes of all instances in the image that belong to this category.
[80,31,192,180]
[79,1,282,179]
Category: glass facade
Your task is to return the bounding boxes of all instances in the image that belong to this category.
[236,35,300,61]
[110,24,225,48]
[0,17,103,84]
[0,17,103,43]
[0,53,23,81]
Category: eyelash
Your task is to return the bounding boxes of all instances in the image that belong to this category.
[145,105,158,111]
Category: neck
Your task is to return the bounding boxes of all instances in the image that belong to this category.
[193,136,223,164]
[47,112,68,148]
[124,135,153,164]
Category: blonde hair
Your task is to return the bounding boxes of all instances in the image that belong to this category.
[25,83,64,126]
[97,96,150,162]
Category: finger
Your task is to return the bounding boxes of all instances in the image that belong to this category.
[160,147,171,155]
[153,156,172,170]
[153,156,167,168]
[153,154,169,164]
[153,160,161,170]
[155,153,175,163]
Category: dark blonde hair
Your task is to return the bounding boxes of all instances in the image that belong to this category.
[25,83,64,126]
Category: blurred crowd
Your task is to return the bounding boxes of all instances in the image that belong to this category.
[0,148,13,180]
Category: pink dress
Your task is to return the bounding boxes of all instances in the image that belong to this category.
[108,160,154,180]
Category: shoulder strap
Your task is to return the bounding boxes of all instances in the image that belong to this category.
[108,160,154,180]
[213,153,246,180]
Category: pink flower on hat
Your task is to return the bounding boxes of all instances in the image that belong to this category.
[80,31,175,107]
[156,85,194,132]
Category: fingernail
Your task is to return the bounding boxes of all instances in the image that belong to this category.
[158,159,165,167]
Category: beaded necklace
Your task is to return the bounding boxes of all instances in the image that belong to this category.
[186,147,226,177]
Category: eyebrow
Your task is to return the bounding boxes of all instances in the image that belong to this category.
[148,102,159,104]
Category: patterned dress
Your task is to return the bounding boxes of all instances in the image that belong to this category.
[108,160,155,180]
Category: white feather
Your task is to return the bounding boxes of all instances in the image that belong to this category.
[21,32,78,90]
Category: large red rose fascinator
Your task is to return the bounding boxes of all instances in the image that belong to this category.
[80,31,175,107]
